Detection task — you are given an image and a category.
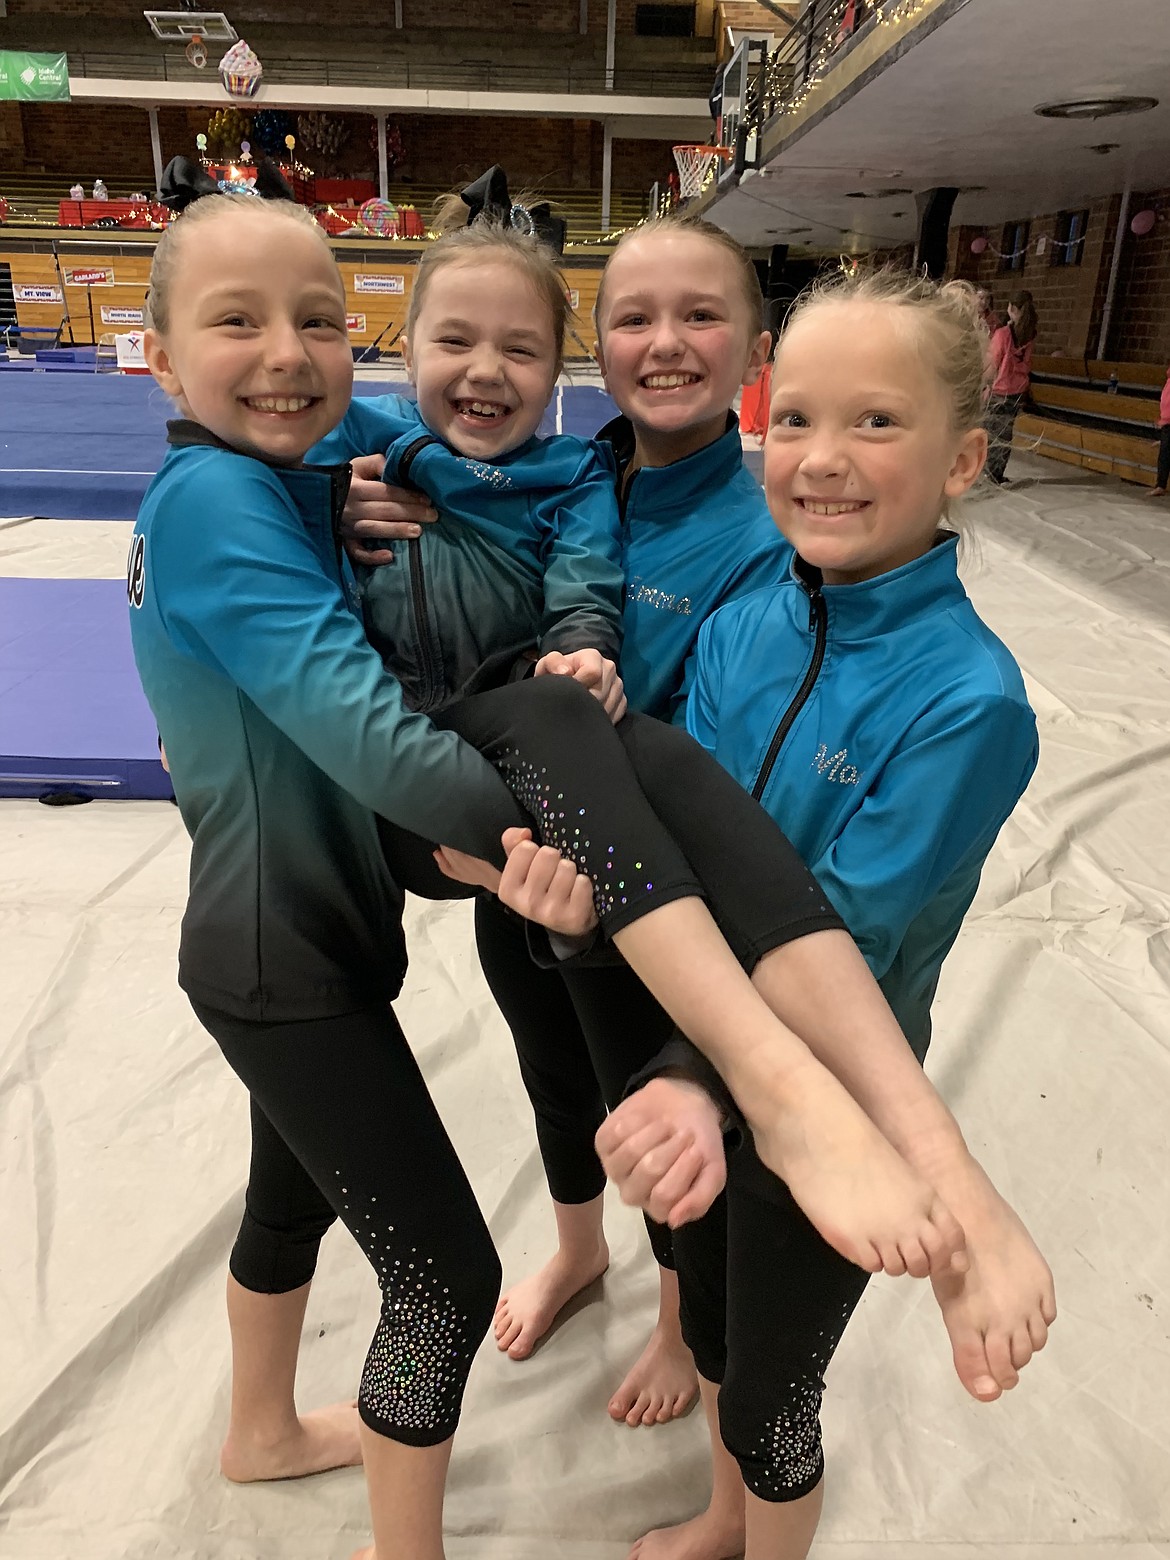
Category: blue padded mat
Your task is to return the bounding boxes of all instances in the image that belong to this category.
[0,578,171,799]
[0,376,616,520]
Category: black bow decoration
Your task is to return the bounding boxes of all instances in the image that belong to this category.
[160,154,296,214]
[460,165,567,254]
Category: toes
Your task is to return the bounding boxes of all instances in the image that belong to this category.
[879,1241,908,1278]
[985,1330,1020,1393]
[508,1331,535,1360]
[626,1390,654,1427]
[1009,1326,1034,1373]
[496,1317,523,1352]
[899,1238,931,1280]
[642,1394,665,1426]
[1028,1309,1049,1353]
[609,1393,634,1422]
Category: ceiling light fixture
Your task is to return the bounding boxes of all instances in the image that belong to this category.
[1034,96,1157,120]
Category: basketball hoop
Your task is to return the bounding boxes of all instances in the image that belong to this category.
[672,144,732,201]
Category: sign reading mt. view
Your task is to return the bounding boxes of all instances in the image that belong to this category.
[0,52,71,101]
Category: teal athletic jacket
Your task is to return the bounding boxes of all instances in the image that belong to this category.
[313,396,624,711]
[128,422,523,1022]
[600,413,791,722]
[687,535,1038,1058]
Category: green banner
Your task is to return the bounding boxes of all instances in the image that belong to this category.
[0,51,71,102]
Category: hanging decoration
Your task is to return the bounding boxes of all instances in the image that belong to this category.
[205,106,254,160]
[969,235,988,255]
[1130,208,1157,236]
[296,111,351,162]
[367,118,405,171]
[251,109,295,158]
[219,39,264,99]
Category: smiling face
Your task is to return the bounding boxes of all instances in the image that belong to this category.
[764,300,986,585]
[402,256,560,460]
[144,206,352,465]
[594,230,770,465]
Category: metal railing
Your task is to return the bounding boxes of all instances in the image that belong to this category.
[67,51,714,98]
[739,0,875,142]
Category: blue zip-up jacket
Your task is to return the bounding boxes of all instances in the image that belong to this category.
[312,396,623,711]
[128,422,522,1021]
[600,414,792,721]
[687,535,1038,1057]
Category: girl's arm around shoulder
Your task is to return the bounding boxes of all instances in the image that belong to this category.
[537,439,624,661]
[308,393,420,466]
[143,457,519,858]
[812,688,1038,979]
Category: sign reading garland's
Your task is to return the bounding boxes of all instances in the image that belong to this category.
[0,52,70,102]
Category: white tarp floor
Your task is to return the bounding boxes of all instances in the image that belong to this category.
[1,450,1168,1560]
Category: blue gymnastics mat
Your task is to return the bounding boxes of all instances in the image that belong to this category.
[0,578,171,800]
[0,375,617,521]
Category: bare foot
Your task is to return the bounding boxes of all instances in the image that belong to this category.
[220,1400,363,1483]
[926,1157,1056,1401]
[493,1238,609,1359]
[746,1058,967,1280]
[609,1321,698,1427]
[1144,486,1167,498]
[629,1506,745,1560]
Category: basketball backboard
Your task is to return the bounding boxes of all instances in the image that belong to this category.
[143,11,238,41]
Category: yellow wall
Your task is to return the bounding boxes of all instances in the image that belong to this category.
[1,238,607,358]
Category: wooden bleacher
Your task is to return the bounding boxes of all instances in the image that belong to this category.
[0,171,651,246]
[1016,355,1163,487]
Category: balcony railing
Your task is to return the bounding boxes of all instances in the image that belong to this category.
[739,0,875,141]
[66,51,714,98]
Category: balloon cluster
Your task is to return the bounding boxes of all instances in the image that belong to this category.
[206,105,253,159]
[251,109,296,158]
[296,111,350,159]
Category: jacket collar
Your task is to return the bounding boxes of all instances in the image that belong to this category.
[792,532,967,641]
[166,419,353,530]
[596,412,744,521]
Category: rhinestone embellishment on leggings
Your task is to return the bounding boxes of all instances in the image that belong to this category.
[337,1176,471,1433]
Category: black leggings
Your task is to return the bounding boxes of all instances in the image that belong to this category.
[985,392,1025,482]
[425,676,842,961]
[1156,423,1170,491]
[191,1000,502,1448]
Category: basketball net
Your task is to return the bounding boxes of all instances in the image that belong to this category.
[672,144,731,201]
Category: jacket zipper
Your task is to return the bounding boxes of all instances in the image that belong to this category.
[751,585,827,801]
[396,435,441,705]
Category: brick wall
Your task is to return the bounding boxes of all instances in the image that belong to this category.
[2,0,666,35]
[950,196,1116,358]
[7,101,671,193]
[951,191,1170,365]
[1108,188,1170,367]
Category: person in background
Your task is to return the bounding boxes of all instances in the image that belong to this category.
[984,289,1037,486]
[974,286,1002,335]
[1145,362,1170,499]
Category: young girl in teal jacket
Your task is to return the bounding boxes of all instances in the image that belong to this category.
[596,270,1056,1560]
[131,194,970,1560]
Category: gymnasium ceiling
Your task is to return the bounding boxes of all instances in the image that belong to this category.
[707,0,1170,254]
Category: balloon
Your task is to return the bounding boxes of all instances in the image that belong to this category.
[285,134,296,150]
[196,133,207,149]
[240,140,251,154]
[970,235,988,254]
[1130,208,1156,236]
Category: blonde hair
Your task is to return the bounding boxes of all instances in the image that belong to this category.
[406,205,573,364]
[146,194,338,334]
[783,268,990,436]
[594,213,766,340]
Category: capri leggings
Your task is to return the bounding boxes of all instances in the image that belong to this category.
[191,999,503,1447]
[205,673,841,1451]
[673,1148,873,1502]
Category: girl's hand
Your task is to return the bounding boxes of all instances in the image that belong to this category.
[339,453,438,566]
[497,826,599,936]
[535,648,627,724]
[596,1078,728,1228]
[433,844,501,892]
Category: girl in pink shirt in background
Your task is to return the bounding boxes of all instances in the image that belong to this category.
[1147,363,1170,498]
[985,289,1038,485]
